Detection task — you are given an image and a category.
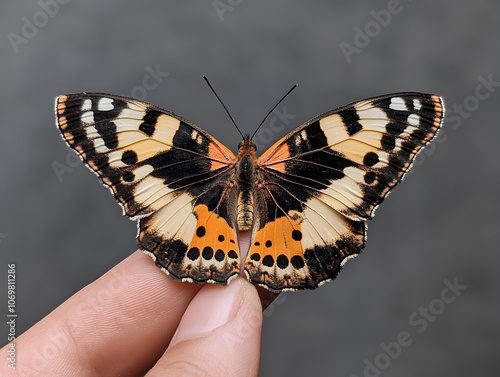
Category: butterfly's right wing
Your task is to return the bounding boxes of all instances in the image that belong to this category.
[246,93,444,292]
[56,93,242,285]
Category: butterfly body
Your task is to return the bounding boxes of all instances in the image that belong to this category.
[56,91,444,292]
[235,136,257,231]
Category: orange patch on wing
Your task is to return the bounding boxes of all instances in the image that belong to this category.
[431,95,444,128]
[209,140,235,171]
[57,96,67,115]
[63,132,74,142]
[247,215,303,262]
[188,204,239,260]
[58,117,68,130]
[257,136,285,163]
[257,140,290,173]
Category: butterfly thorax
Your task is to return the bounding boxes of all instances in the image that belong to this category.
[235,136,257,231]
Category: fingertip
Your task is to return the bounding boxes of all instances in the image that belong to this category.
[149,277,263,377]
[169,277,261,347]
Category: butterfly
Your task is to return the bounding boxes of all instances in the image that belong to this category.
[55,88,444,292]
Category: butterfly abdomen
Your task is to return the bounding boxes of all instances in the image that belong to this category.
[237,189,254,231]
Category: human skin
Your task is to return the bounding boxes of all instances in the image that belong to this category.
[1,232,276,376]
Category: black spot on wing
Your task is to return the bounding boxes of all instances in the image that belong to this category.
[122,171,135,182]
[122,150,138,164]
[187,247,200,260]
[291,229,302,241]
[364,171,376,184]
[363,152,379,167]
[215,249,225,261]
[95,120,118,149]
[202,246,213,260]
[262,255,274,267]
[290,255,305,269]
[276,255,289,269]
[196,226,206,237]
[139,108,163,137]
[338,107,363,136]
[381,134,396,151]
[250,253,260,261]
[139,123,155,136]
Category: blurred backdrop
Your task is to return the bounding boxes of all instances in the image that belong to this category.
[1,1,499,375]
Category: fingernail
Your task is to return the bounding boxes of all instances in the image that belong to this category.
[169,278,243,347]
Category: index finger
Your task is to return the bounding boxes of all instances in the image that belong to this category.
[6,250,202,376]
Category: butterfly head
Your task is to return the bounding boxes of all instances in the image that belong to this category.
[237,135,257,153]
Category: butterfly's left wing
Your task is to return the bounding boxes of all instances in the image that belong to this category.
[56,93,242,285]
[246,93,444,291]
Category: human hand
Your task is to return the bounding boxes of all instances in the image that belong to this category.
[1,233,273,376]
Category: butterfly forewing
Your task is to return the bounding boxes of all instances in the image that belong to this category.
[245,93,444,291]
[56,93,242,284]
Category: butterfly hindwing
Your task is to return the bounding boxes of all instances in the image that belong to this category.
[245,93,444,291]
[56,93,241,284]
[245,195,365,291]
[138,189,241,284]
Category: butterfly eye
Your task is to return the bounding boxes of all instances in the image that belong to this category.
[252,142,257,152]
[237,142,243,150]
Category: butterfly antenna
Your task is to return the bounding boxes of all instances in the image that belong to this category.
[203,75,244,139]
[250,83,298,140]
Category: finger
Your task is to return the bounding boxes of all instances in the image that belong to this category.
[146,277,262,377]
[4,250,202,376]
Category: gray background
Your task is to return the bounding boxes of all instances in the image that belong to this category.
[1,0,499,376]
